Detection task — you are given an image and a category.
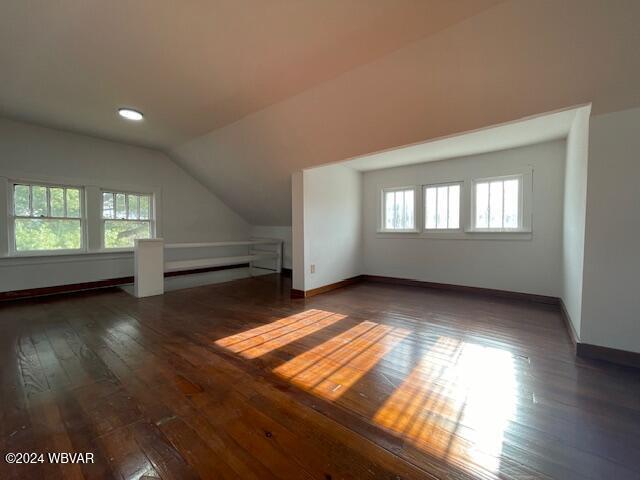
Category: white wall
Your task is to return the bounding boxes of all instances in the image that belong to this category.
[300,165,362,291]
[580,107,640,353]
[561,107,591,338]
[291,172,305,290]
[0,117,249,292]
[362,140,566,297]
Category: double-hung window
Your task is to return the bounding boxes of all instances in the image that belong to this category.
[473,175,522,230]
[11,182,83,252]
[424,182,461,230]
[102,191,153,248]
[382,187,416,231]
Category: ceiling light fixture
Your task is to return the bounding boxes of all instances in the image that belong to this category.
[118,108,144,121]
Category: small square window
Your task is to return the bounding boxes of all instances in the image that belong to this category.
[424,183,461,230]
[473,176,521,230]
[381,187,416,231]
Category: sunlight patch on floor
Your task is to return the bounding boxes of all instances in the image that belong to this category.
[215,309,346,359]
[216,308,517,476]
[273,321,410,400]
[373,337,517,475]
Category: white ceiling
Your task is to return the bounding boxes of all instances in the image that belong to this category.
[172,0,640,225]
[340,106,584,172]
[0,0,501,148]
[2,0,639,226]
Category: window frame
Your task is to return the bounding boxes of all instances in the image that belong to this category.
[7,180,86,256]
[469,174,526,232]
[379,186,419,233]
[423,181,463,232]
[100,189,155,250]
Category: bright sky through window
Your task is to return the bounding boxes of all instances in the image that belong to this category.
[384,189,415,230]
[475,178,519,229]
[425,183,460,229]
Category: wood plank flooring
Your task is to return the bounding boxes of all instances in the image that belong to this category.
[1,274,639,479]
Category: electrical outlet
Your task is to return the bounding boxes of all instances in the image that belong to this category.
[310,264,316,274]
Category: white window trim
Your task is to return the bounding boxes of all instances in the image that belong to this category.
[0,174,162,259]
[467,172,532,233]
[100,189,156,250]
[7,179,87,256]
[378,186,420,233]
[374,167,533,241]
[423,181,463,232]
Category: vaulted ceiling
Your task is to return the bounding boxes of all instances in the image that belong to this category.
[0,0,500,148]
[2,0,640,226]
[172,0,640,224]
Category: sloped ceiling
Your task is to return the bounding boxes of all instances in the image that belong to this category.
[173,0,640,225]
[0,0,500,148]
[2,0,640,226]
[341,107,584,172]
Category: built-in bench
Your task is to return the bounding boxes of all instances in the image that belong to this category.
[135,238,283,297]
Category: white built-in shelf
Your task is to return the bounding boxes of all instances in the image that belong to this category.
[164,253,277,273]
[135,238,283,297]
[165,240,282,249]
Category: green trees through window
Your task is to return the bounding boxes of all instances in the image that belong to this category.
[15,219,82,251]
[11,183,154,253]
[13,184,82,251]
[102,191,152,248]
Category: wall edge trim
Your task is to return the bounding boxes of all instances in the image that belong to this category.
[362,275,560,305]
[0,263,251,301]
[559,298,580,348]
[577,343,640,370]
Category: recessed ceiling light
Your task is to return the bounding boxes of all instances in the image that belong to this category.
[118,108,144,121]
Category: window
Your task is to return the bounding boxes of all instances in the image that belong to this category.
[102,191,153,248]
[473,176,521,230]
[382,188,416,231]
[11,183,83,252]
[424,183,461,230]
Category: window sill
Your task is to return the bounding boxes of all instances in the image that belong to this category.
[376,229,420,234]
[1,249,134,259]
[0,249,134,267]
[375,230,533,241]
[6,250,88,258]
[464,228,532,234]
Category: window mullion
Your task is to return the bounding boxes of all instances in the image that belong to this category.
[28,185,32,217]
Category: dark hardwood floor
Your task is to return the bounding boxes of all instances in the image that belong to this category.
[1,274,639,479]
